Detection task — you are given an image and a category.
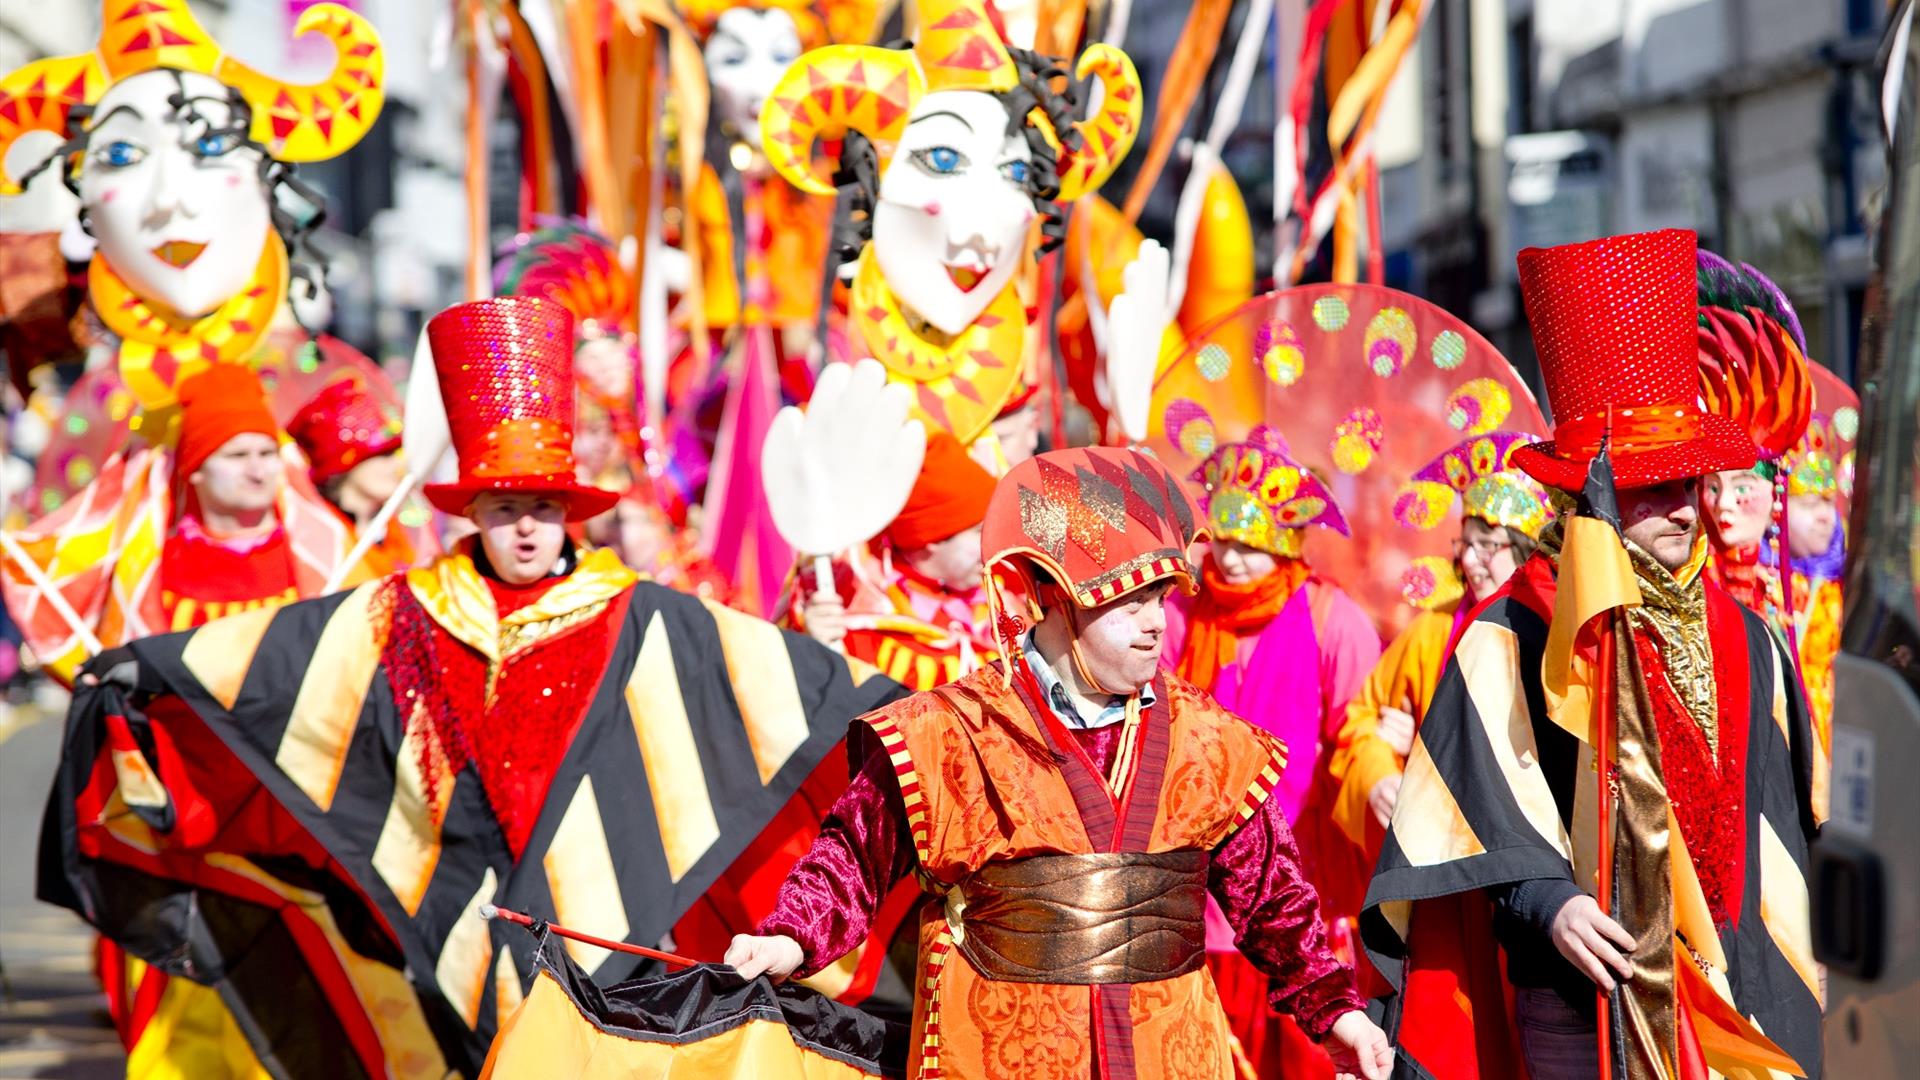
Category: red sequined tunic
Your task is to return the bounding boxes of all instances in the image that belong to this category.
[379,572,624,858]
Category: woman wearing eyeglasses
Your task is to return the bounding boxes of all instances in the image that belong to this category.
[1324,433,1553,878]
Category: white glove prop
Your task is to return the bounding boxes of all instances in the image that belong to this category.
[1106,238,1175,444]
[762,359,927,596]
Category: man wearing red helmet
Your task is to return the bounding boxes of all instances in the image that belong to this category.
[49,296,904,1078]
[1361,231,1824,1079]
[728,445,1394,1080]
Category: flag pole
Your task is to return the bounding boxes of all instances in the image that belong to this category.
[1592,410,1618,1080]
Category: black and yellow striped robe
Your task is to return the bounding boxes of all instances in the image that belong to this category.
[38,556,905,1077]
[1359,557,1824,1079]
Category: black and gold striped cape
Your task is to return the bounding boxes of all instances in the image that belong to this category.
[1358,554,1824,1079]
[39,553,906,1077]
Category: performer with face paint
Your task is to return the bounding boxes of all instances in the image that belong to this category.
[759,0,1141,453]
[727,446,1395,1080]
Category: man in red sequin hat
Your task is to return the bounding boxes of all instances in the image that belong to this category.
[53,295,906,1077]
[728,445,1394,1080]
[288,372,416,577]
[1361,230,1824,1080]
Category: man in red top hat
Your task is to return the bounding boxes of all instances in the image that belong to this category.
[53,295,904,1078]
[287,373,416,577]
[728,445,1394,1080]
[1360,231,1824,1080]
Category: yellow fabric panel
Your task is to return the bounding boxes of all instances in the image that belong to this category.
[481,971,879,1079]
[1327,608,1454,848]
[1457,620,1575,860]
[624,613,720,883]
[1758,818,1819,998]
[1389,730,1487,869]
[276,581,382,811]
[704,598,809,784]
[1542,514,1643,744]
[542,775,632,976]
[371,703,454,917]
[124,974,273,1080]
[435,867,500,1031]
[494,947,526,1035]
[179,605,279,711]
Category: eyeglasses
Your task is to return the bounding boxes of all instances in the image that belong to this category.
[1452,536,1514,562]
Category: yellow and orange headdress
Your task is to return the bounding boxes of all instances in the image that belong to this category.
[758,0,1141,202]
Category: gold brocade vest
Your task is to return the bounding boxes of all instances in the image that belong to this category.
[864,666,1287,1080]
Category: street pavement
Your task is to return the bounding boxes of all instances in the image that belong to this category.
[0,695,124,1079]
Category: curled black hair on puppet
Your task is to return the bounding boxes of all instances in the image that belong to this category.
[825,43,1084,263]
[21,71,334,334]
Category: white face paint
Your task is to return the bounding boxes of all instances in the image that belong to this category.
[872,90,1035,335]
[705,9,803,138]
[78,70,273,319]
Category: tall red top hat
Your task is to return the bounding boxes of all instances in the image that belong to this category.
[422,296,619,521]
[1510,229,1756,491]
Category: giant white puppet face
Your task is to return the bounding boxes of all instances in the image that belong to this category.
[872,89,1034,336]
[78,69,273,319]
[704,9,803,138]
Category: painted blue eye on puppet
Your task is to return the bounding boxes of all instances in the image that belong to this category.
[1000,160,1030,185]
[191,131,241,158]
[96,140,146,168]
[913,146,966,176]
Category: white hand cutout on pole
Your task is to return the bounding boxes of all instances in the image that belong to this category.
[761,359,926,596]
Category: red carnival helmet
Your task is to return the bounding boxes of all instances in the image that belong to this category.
[422,296,620,521]
[287,373,403,485]
[981,446,1207,664]
[1511,229,1757,491]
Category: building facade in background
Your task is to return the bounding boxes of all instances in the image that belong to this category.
[1378,0,1887,395]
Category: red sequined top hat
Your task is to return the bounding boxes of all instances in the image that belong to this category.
[422,296,619,521]
[287,374,403,485]
[982,446,1206,621]
[1510,229,1756,491]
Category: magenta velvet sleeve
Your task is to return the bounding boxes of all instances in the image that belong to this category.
[755,735,914,977]
[1209,788,1365,1041]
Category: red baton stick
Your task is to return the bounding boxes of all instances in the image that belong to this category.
[481,904,701,969]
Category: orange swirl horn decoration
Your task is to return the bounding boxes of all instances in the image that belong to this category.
[1052,44,1143,202]
[1697,306,1813,461]
[0,0,383,194]
[759,45,923,196]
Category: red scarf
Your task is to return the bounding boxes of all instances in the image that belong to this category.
[1175,554,1309,692]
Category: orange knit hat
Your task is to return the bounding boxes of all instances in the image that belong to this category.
[886,431,998,550]
[175,363,281,479]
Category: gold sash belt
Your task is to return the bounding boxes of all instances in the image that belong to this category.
[946,850,1209,985]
